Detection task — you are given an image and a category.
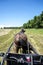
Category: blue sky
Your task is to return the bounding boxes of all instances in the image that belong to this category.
[0,0,43,27]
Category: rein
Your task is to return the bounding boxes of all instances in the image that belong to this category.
[1,42,14,65]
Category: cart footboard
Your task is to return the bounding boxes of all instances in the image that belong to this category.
[0,53,43,65]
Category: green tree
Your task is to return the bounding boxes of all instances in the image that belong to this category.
[23,11,43,28]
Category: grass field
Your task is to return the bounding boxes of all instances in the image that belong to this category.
[0,29,43,54]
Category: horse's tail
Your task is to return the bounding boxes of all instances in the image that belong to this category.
[19,39,28,53]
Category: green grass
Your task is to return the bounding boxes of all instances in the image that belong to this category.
[0,29,20,52]
[0,29,43,54]
[25,29,43,54]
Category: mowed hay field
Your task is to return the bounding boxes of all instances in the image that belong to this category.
[0,29,43,54]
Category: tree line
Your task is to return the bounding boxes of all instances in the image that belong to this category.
[3,27,22,29]
[23,11,43,28]
[2,11,43,29]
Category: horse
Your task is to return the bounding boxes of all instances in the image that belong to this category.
[13,29,38,54]
[13,29,28,53]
